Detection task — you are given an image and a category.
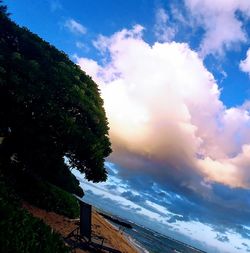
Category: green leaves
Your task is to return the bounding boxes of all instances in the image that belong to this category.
[0,8,111,191]
[0,179,70,253]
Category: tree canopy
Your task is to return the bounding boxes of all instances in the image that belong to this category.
[0,6,111,193]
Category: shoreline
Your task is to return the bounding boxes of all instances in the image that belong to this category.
[98,214,148,253]
[23,201,141,253]
[125,235,149,253]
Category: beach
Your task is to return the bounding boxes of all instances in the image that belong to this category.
[23,202,140,253]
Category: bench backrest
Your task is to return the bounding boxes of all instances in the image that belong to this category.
[79,201,92,239]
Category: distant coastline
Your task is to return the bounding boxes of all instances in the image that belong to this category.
[98,211,133,229]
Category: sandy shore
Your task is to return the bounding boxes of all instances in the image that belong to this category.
[22,202,139,253]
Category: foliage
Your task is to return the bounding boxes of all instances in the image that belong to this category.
[14,172,80,218]
[0,3,106,252]
[0,4,111,193]
[0,179,69,253]
[0,0,8,16]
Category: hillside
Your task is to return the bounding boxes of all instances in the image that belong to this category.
[0,2,111,252]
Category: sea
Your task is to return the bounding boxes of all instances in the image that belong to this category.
[123,222,205,253]
[100,211,205,253]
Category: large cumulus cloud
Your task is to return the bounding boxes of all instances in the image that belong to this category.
[76,25,250,192]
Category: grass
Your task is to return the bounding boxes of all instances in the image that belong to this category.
[0,179,70,253]
[12,171,80,218]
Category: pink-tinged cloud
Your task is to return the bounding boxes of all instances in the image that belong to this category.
[154,8,176,42]
[184,0,250,56]
[76,26,250,189]
[240,48,250,77]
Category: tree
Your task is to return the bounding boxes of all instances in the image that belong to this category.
[0,6,112,194]
[0,0,8,16]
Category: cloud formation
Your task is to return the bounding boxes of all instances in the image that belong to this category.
[49,0,62,12]
[154,8,176,42]
[65,18,86,35]
[74,164,250,253]
[77,25,250,192]
[215,234,230,243]
[240,48,250,76]
[184,0,250,56]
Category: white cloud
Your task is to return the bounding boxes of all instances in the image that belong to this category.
[93,24,144,55]
[74,56,102,81]
[178,221,249,253]
[49,0,62,12]
[184,0,250,57]
[76,26,250,189]
[75,165,250,253]
[65,18,86,35]
[145,200,172,216]
[73,169,172,224]
[240,48,250,76]
[154,8,176,42]
[170,5,189,26]
[75,41,88,51]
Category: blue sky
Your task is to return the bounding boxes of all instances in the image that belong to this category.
[5,0,250,252]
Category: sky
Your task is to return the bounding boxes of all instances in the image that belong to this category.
[4,0,250,252]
